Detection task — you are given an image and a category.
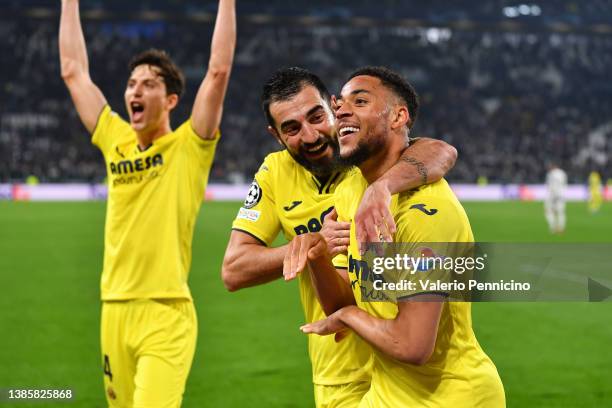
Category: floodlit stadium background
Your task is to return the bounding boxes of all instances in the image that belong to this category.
[1,0,611,407]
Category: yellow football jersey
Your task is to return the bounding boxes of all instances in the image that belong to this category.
[335,171,506,407]
[589,171,602,192]
[92,105,218,300]
[232,150,372,386]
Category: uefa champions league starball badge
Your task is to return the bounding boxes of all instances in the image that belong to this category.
[244,180,262,209]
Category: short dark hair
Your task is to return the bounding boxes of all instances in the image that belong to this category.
[128,49,185,98]
[261,67,331,128]
[348,66,420,129]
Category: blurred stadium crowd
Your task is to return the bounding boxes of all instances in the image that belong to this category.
[1,1,610,183]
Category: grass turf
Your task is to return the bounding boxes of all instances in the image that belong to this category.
[0,200,610,407]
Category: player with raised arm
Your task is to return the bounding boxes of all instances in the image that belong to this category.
[222,67,458,407]
[59,0,235,406]
[287,67,505,407]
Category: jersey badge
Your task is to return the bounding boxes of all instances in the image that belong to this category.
[244,180,262,209]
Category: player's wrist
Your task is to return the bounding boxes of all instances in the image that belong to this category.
[336,305,358,322]
[308,243,332,265]
[371,178,392,196]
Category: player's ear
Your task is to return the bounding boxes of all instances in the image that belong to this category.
[330,95,339,111]
[267,126,283,146]
[166,94,179,111]
[390,105,409,130]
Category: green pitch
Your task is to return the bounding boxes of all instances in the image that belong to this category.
[0,201,610,407]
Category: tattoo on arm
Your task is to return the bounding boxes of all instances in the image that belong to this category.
[401,156,428,184]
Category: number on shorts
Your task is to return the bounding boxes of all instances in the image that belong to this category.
[103,354,113,381]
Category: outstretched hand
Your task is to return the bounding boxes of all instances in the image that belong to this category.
[300,310,349,342]
[283,233,329,281]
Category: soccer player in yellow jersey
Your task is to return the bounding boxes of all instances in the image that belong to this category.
[223,67,458,407]
[287,67,505,407]
[589,171,603,213]
[59,0,235,406]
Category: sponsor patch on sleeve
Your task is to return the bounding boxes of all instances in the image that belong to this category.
[237,207,261,222]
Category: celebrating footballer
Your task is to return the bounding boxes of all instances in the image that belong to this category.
[59,0,235,406]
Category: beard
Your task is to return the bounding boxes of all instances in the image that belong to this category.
[286,137,344,177]
[337,130,386,168]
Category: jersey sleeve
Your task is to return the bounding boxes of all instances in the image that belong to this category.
[91,105,131,156]
[181,120,220,171]
[395,196,472,243]
[172,119,220,199]
[231,155,281,246]
[391,196,474,301]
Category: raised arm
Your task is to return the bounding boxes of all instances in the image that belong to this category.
[191,0,236,140]
[59,0,106,133]
[354,138,457,253]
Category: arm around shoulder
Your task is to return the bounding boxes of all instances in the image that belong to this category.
[401,138,457,186]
